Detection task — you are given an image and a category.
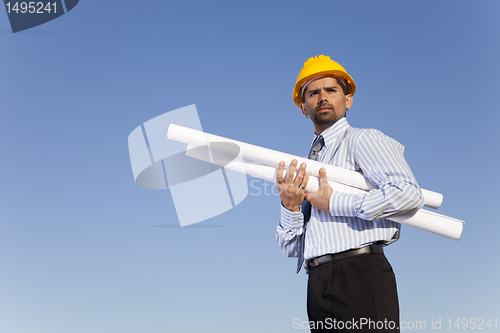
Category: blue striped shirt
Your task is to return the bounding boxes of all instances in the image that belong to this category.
[276,117,424,269]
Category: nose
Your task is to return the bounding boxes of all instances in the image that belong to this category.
[318,89,328,104]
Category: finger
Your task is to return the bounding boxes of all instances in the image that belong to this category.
[284,159,298,184]
[303,175,312,201]
[318,168,329,187]
[302,172,309,188]
[275,161,285,184]
[300,172,309,192]
[294,162,307,186]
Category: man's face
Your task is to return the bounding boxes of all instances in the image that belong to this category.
[300,76,353,132]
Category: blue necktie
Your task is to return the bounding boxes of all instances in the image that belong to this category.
[297,135,325,273]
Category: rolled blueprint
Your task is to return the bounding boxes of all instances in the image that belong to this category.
[167,124,463,240]
[183,146,463,241]
[168,124,443,209]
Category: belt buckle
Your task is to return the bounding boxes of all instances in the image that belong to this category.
[311,254,334,266]
[310,258,318,267]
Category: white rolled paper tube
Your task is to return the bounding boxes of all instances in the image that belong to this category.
[185,147,463,240]
[389,209,463,241]
[168,124,443,209]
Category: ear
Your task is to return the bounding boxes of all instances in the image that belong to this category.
[300,103,309,117]
[345,94,353,110]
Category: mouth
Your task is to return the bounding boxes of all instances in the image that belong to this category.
[316,107,332,113]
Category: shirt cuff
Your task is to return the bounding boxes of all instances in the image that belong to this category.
[280,204,304,230]
[329,192,358,217]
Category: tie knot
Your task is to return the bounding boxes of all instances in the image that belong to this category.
[308,135,325,160]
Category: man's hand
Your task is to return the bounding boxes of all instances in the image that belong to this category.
[305,168,333,213]
[276,159,309,212]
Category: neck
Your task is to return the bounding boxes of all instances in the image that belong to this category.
[313,116,345,135]
[314,121,335,135]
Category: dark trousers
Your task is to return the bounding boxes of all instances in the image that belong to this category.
[307,252,400,332]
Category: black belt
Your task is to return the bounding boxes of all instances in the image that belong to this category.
[308,243,384,267]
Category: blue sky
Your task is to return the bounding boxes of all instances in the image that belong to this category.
[1,1,499,332]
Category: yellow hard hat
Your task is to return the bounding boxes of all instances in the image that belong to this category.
[293,55,356,107]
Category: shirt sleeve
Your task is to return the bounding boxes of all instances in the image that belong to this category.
[276,204,305,258]
[329,129,424,221]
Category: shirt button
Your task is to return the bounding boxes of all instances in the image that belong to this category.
[307,246,312,249]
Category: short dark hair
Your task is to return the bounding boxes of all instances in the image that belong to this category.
[335,78,348,95]
[302,77,349,102]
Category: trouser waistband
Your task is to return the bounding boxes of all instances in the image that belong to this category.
[308,242,384,267]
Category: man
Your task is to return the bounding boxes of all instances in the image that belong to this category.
[276,55,424,332]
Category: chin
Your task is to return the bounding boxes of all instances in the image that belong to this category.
[315,115,338,126]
